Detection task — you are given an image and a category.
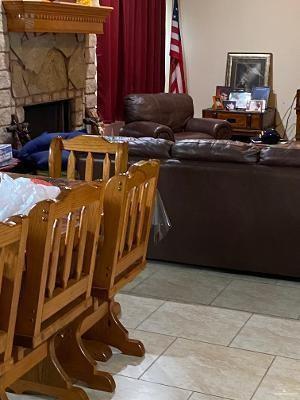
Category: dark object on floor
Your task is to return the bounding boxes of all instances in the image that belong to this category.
[120,93,232,141]
[261,128,281,144]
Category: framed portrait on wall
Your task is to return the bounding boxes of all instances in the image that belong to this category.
[225,53,272,92]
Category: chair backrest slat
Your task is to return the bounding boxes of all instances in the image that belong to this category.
[47,219,62,298]
[85,152,94,182]
[67,151,76,180]
[0,217,28,370]
[49,135,128,182]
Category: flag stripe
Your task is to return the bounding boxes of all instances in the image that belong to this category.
[169,0,186,94]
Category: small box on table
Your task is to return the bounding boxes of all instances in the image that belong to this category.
[0,144,13,167]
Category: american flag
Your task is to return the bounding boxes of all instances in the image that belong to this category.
[169,0,186,94]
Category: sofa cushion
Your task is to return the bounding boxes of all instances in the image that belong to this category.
[259,143,300,167]
[174,132,213,140]
[105,136,173,159]
[171,139,259,164]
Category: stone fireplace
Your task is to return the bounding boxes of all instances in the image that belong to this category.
[0,2,99,143]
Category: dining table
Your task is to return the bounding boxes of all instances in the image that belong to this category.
[4,172,171,243]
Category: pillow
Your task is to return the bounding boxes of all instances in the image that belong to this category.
[29,150,70,170]
[17,130,85,160]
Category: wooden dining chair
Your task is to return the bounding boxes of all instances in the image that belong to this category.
[0,216,28,400]
[49,135,128,181]
[56,160,160,384]
[9,182,116,398]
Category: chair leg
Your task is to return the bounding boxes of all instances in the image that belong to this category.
[85,299,145,357]
[56,320,116,393]
[82,338,113,362]
[10,337,89,400]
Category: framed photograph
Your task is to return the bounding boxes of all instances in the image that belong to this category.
[247,100,266,112]
[225,53,272,91]
[212,96,224,110]
[216,86,231,102]
[223,100,236,111]
[229,91,251,109]
[251,86,270,104]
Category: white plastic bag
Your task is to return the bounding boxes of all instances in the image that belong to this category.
[0,173,60,222]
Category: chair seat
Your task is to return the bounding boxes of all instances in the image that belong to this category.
[174,131,213,141]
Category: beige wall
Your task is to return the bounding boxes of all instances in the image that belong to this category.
[167,0,300,138]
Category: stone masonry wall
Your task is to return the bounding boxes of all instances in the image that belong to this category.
[0,2,97,144]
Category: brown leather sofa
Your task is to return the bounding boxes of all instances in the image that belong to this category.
[120,93,232,141]
[77,138,300,278]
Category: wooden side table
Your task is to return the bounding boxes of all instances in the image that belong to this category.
[202,108,276,139]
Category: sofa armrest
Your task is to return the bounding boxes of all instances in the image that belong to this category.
[120,121,175,141]
[185,118,232,139]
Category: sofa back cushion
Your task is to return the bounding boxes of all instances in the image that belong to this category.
[171,139,259,164]
[124,93,194,132]
[259,143,300,167]
[103,136,172,159]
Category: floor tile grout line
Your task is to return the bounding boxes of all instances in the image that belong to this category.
[137,335,177,380]
[249,355,276,400]
[209,279,235,305]
[131,328,300,362]
[125,266,160,293]
[192,390,234,400]
[134,300,167,330]
[227,312,253,347]
[124,292,300,323]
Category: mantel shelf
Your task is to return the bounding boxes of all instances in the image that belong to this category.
[3,0,113,34]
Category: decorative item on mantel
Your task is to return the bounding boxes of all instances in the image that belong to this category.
[2,0,113,34]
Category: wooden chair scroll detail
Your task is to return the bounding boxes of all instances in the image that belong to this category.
[0,217,28,400]
[49,135,128,181]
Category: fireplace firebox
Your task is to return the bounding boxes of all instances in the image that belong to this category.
[24,100,72,139]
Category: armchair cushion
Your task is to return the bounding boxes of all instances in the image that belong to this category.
[124,93,194,132]
[185,118,232,139]
[174,132,213,140]
[120,121,175,141]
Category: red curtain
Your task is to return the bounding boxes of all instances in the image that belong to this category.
[97,0,166,122]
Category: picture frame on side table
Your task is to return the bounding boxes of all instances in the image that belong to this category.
[216,86,231,102]
[247,100,266,112]
[212,96,224,110]
[229,91,251,109]
[223,100,236,111]
[225,53,272,91]
[251,86,271,104]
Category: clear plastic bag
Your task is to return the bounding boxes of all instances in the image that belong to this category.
[152,191,171,244]
[0,173,60,222]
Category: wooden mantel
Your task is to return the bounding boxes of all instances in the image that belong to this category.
[3,0,113,34]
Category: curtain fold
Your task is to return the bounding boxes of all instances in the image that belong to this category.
[97,0,166,122]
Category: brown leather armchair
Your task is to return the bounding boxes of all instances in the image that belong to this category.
[120,93,232,141]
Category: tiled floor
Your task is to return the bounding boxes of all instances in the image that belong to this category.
[7,261,300,400]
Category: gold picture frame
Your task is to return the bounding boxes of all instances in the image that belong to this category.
[225,52,272,92]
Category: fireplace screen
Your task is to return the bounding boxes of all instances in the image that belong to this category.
[24,100,71,139]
